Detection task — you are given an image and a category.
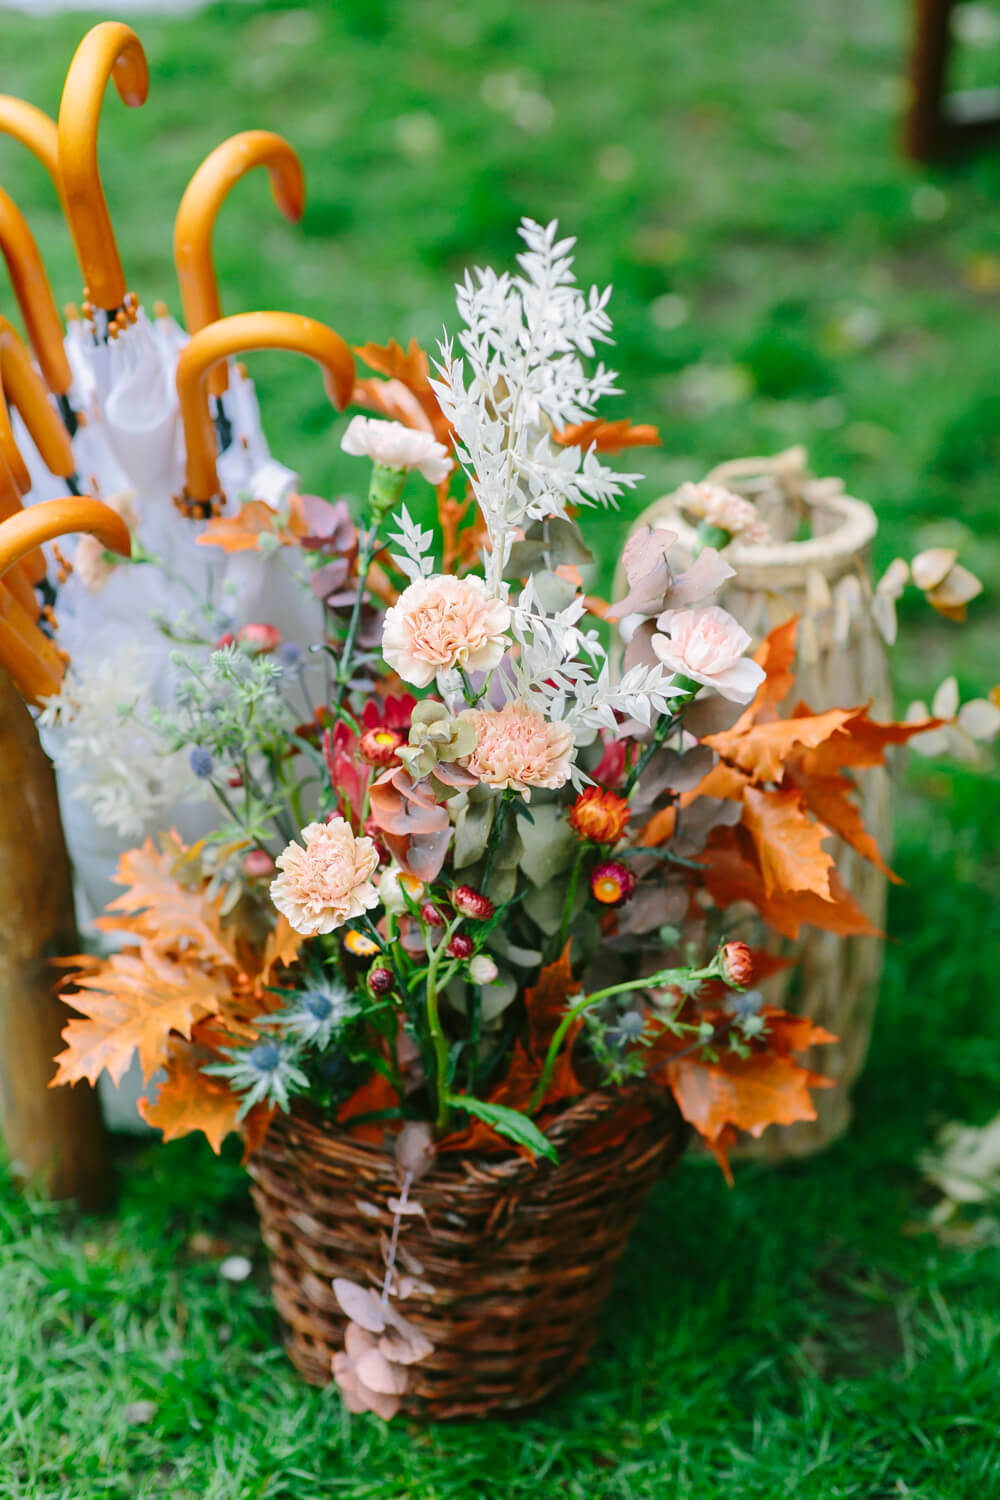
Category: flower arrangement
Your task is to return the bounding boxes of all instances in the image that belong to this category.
[49,218,943,1414]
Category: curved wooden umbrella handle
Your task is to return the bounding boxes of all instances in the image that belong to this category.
[175,311,355,506]
[0,369,32,497]
[174,130,305,398]
[0,496,131,579]
[0,187,74,397]
[0,318,76,478]
[57,21,149,311]
[0,96,66,210]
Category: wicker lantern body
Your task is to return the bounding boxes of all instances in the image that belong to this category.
[625,450,892,1156]
[248,1090,686,1418]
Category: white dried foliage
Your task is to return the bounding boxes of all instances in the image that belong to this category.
[388,504,436,583]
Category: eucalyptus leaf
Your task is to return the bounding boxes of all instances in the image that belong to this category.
[448,1096,558,1163]
[522,876,586,936]
[517,803,577,886]
[532,570,579,614]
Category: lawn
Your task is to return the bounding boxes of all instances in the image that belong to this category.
[2,1,1000,1496]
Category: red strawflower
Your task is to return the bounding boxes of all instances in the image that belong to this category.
[368,966,394,996]
[590,860,636,907]
[451,885,494,920]
[237,622,281,654]
[243,849,275,879]
[720,941,753,989]
[359,727,403,767]
[420,901,446,928]
[447,933,474,959]
[568,786,630,844]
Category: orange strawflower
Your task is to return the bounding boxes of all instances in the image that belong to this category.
[568,786,630,844]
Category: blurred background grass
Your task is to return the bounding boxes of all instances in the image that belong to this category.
[1,4,999,1497]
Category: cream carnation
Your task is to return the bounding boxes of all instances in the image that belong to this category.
[382,574,511,689]
[270,818,380,936]
[675,482,769,544]
[340,416,451,483]
[652,606,766,704]
[462,701,574,794]
[72,490,139,593]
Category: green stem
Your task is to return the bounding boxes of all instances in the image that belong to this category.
[556,845,584,953]
[529,962,718,1113]
[426,916,461,1131]
[330,520,378,719]
[481,789,512,891]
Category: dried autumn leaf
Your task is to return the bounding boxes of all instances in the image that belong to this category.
[523,943,578,1058]
[96,837,237,970]
[701,831,879,940]
[790,769,900,882]
[664,1047,834,1144]
[741,786,835,898]
[138,1043,244,1154]
[705,706,856,784]
[53,943,226,1087]
[354,337,451,445]
[792,704,940,775]
[553,418,661,452]
[195,498,308,553]
[728,616,799,733]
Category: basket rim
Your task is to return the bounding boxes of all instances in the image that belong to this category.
[645,488,878,584]
[251,1085,682,1192]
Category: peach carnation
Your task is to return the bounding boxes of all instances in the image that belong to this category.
[340,416,451,483]
[73,490,138,593]
[270,818,380,936]
[382,574,511,689]
[652,606,766,704]
[674,481,769,544]
[462,701,574,794]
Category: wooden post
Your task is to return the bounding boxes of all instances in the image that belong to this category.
[905,0,1000,161]
[0,666,111,1207]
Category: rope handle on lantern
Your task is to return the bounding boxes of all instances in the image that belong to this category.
[57,21,149,311]
[174,310,355,509]
[174,130,306,398]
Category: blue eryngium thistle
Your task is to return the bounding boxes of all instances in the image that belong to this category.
[205,1040,309,1119]
[263,979,359,1050]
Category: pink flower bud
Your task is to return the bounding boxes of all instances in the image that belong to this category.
[447,933,474,960]
[243,849,276,879]
[237,622,281,654]
[420,901,446,928]
[720,941,753,988]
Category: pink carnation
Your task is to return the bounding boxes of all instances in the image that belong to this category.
[675,482,769,544]
[382,574,511,689]
[652,606,766,704]
[270,818,380,935]
[462,701,574,794]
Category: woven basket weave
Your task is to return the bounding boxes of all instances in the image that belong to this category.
[624,447,892,1156]
[248,1089,687,1419]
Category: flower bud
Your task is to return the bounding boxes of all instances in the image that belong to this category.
[590,860,636,907]
[238,622,281,654]
[720,940,753,989]
[243,849,276,879]
[451,885,494,921]
[368,966,394,996]
[469,953,498,984]
[447,933,474,959]
[420,901,446,928]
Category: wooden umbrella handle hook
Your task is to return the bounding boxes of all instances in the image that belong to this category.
[0,318,76,478]
[0,187,74,397]
[57,21,149,311]
[0,96,66,209]
[0,496,132,580]
[174,130,306,397]
[175,310,355,507]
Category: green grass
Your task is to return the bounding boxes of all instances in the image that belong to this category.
[2,1,1000,1495]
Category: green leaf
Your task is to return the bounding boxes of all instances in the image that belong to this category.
[447,1095,559,1163]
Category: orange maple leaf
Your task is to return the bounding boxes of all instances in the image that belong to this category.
[791,703,939,775]
[523,943,579,1059]
[741,785,835,899]
[704,706,856,785]
[195,498,309,554]
[701,831,879,939]
[336,1070,401,1145]
[353,337,452,446]
[553,418,661,452]
[139,1042,273,1158]
[52,943,226,1087]
[664,1046,834,1145]
[789,769,900,882]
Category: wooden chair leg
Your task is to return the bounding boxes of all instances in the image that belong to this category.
[0,667,112,1209]
[905,0,955,161]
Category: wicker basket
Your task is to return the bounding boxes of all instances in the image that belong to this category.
[247,1089,687,1419]
[624,448,893,1156]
